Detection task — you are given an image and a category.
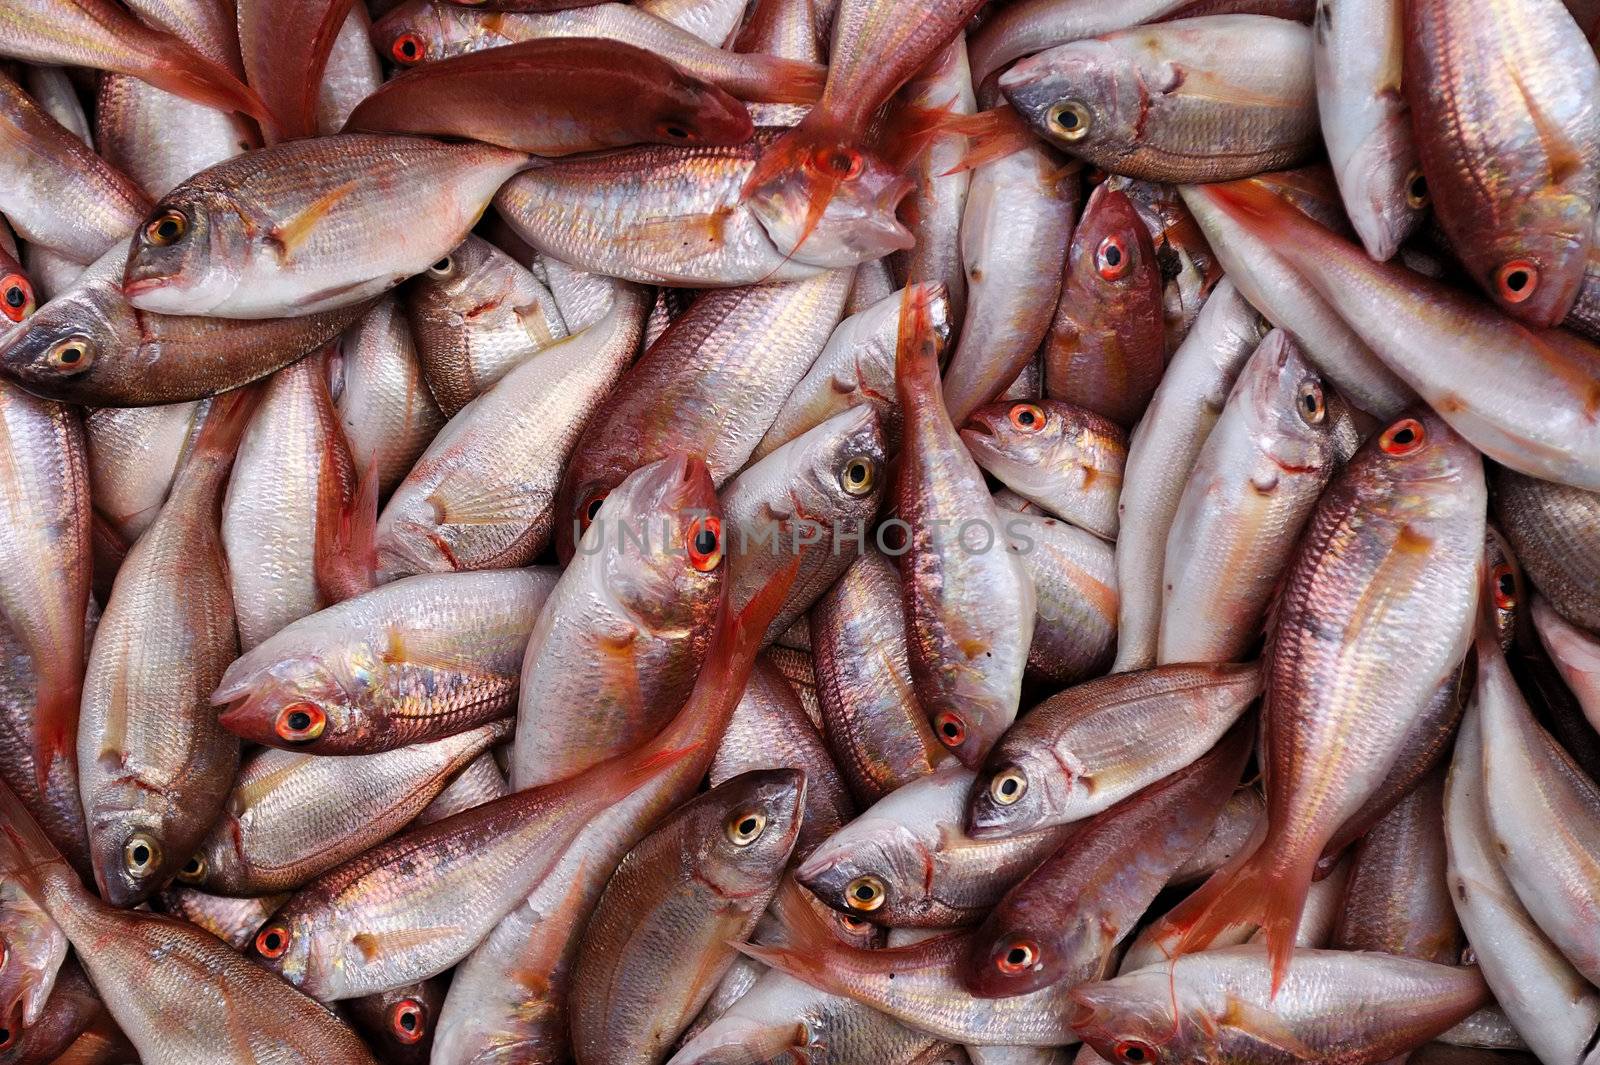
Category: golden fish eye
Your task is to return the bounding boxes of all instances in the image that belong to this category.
[145,210,187,246]
[1404,168,1429,210]
[123,833,161,876]
[1046,100,1092,143]
[990,768,1028,806]
[844,874,886,912]
[176,854,207,883]
[840,456,876,496]
[1295,379,1326,425]
[726,810,767,846]
[45,336,94,374]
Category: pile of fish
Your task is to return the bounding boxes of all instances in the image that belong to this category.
[1,0,1599,1061]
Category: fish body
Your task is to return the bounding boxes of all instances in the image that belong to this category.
[332,296,445,497]
[962,399,1125,540]
[1492,468,1600,632]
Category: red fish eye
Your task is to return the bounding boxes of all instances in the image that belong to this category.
[809,146,863,180]
[995,938,1039,974]
[275,702,326,743]
[933,711,966,747]
[0,274,30,322]
[255,924,290,959]
[687,516,722,572]
[391,33,425,65]
[1378,417,1426,456]
[1492,563,1517,611]
[1008,403,1046,432]
[1114,1039,1159,1065]
[389,998,426,1044]
[1096,236,1130,280]
[1495,260,1538,303]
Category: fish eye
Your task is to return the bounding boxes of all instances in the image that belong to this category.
[1008,403,1046,432]
[0,1024,11,1049]
[933,711,967,748]
[990,768,1027,806]
[809,146,863,180]
[1492,562,1517,611]
[391,33,426,65]
[1114,1039,1160,1065]
[45,335,94,374]
[725,810,767,846]
[840,455,877,496]
[275,702,327,743]
[1295,379,1326,425]
[1496,260,1538,303]
[844,874,886,912]
[658,121,693,141]
[580,491,608,528]
[1046,99,1092,142]
[123,833,161,876]
[1405,168,1429,209]
[144,210,188,247]
[389,998,427,1044]
[427,256,454,279]
[255,924,290,959]
[1378,417,1426,456]
[1095,236,1129,280]
[0,274,31,322]
[996,938,1040,975]
[176,854,207,883]
[687,516,722,572]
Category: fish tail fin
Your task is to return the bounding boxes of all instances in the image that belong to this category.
[314,443,378,607]
[894,282,947,403]
[290,0,361,141]
[190,384,266,463]
[937,105,1035,175]
[751,57,827,105]
[149,40,277,133]
[0,779,72,907]
[734,878,845,983]
[1170,841,1311,997]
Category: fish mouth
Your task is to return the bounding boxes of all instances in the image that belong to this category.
[120,275,174,299]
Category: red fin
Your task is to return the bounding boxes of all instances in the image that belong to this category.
[190,385,267,463]
[238,0,358,141]
[894,283,947,406]
[742,124,855,262]
[314,438,377,607]
[1204,180,1305,243]
[937,105,1035,175]
[732,878,843,984]
[143,33,277,131]
[751,57,827,106]
[0,779,72,908]
[1167,842,1312,997]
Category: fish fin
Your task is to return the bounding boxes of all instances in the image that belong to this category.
[269,180,361,259]
[1507,67,1586,185]
[349,925,457,963]
[1218,994,1321,1059]
[894,282,948,406]
[295,0,361,141]
[140,30,278,131]
[314,446,377,607]
[937,105,1035,175]
[189,385,266,464]
[1168,841,1312,997]
[423,480,534,527]
[0,779,74,909]
[746,56,827,106]
[379,622,525,677]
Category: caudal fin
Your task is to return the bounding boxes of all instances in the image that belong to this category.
[30,683,80,795]
[938,106,1036,175]
[734,873,846,987]
[0,779,72,909]
[746,56,827,105]
[1163,840,1312,996]
[894,282,947,405]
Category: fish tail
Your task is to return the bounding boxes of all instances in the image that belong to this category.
[604,740,703,801]
[287,0,361,142]
[894,282,946,404]
[0,779,71,908]
[752,57,827,105]
[314,441,378,607]
[190,384,266,463]
[937,105,1034,176]
[150,42,278,133]
[30,682,79,795]
[1171,841,1311,997]
[732,877,844,982]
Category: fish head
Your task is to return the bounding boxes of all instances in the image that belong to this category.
[688,769,807,898]
[966,745,1064,839]
[1360,408,1484,520]
[248,906,319,993]
[793,814,931,924]
[1337,130,1427,262]
[1070,971,1187,1065]
[636,76,754,150]
[1484,526,1522,653]
[745,131,915,269]
[750,405,887,532]
[85,797,180,908]
[666,1015,817,1065]
[0,255,135,405]
[1473,190,1592,327]
[0,883,64,1030]
[965,906,1092,999]
[962,399,1121,497]
[123,188,253,316]
[372,0,454,68]
[999,40,1139,162]
[1240,330,1345,466]
[212,652,367,754]
[589,455,725,634]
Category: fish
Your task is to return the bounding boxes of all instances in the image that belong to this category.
[1112,279,1265,672]
[965,719,1251,999]
[344,38,753,153]
[0,237,33,325]
[1405,0,1600,325]
[121,135,531,319]
[639,0,748,45]
[733,0,825,128]
[0,241,374,406]
[0,0,272,129]
[1158,331,1351,664]
[1443,703,1600,1065]
[509,456,723,789]
[76,392,257,906]
[315,5,382,136]
[189,719,510,895]
[82,400,205,544]
[1476,627,1600,987]
[1069,947,1488,1065]
[796,763,1075,928]
[1041,183,1165,429]
[413,749,507,826]
[496,134,911,286]
[18,64,91,144]
[1002,507,1118,686]
[331,297,445,498]
[553,270,852,560]
[1200,175,1600,490]
[1533,595,1600,733]
[897,286,1035,767]
[962,399,1125,540]
[375,283,648,579]
[0,956,112,1065]
[1313,0,1425,260]
[940,144,1078,427]
[1491,467,1600,632]
[214,567,557,754]
[155,886,289,950]
[570,770,805,1065]
[1173,786,1267,886]
[967,662,1261,838]
[1109,178,1224,352]
[1001,16,1319,183]
[811,549,950,805]
[222,352,364,651]
[0,781,380,1064]
[721,405,886,643]
[345,978,446,1065]
[236,0,360,140]
[0,69,151,265]
[1161,408,1484,989]
[713,656,856,858]
[373,1,825,103]
[95,74,259,200]
[756,282,952,459]
[0,876,66,1029]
